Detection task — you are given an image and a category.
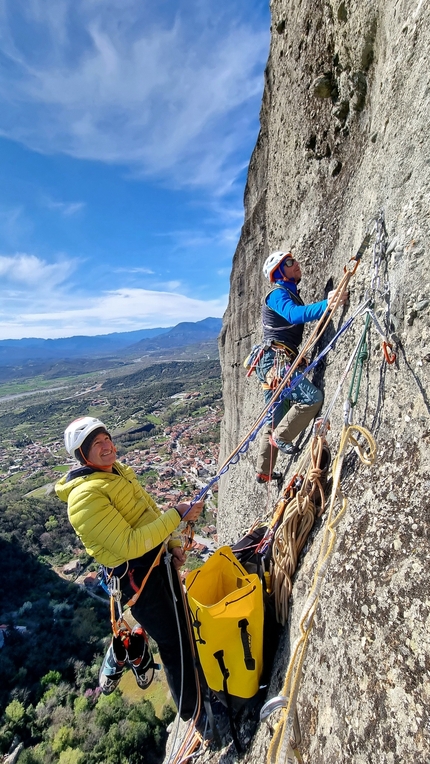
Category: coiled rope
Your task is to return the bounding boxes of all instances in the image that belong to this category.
[272,434,330,626]
[262,415,377,764]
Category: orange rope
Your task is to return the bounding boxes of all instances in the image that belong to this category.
[219,265,357,473]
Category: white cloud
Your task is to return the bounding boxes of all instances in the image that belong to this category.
[0,286,227,339]
[0,252,77,287]
[0,0,269,190]
[45,199,86,216]
[116,267,155,275]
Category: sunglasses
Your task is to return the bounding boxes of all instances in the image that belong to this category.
[282,256,295,268]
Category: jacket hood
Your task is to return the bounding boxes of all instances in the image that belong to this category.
[55,462,122,502]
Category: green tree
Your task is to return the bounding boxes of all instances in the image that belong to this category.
[71,607,102,642]
[94,691,127,732]
[58,747,84,764]
[5,699,25,724]
[16,746,46,764]
[45,516,58,531]
[52,725,74,753]
[73,696,89,716]
[41,670,62,688]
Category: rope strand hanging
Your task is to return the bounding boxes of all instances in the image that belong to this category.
[262,417,377,764]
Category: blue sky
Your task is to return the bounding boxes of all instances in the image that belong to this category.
[0,0,270,340]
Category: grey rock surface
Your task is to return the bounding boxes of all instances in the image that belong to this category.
[216,1,430,762]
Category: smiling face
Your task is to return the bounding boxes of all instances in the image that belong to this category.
[86,432,117,471]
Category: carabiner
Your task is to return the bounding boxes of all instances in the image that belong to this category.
[344,256,360,276]
[382,341,396,364]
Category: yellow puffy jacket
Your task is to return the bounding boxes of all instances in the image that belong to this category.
[55,461,182,567]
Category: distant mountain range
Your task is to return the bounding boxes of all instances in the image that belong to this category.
[0,318,223,367]
[124,317,223,354]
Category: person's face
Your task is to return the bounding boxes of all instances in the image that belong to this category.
[87,432,117,469]
[281,256,302,282]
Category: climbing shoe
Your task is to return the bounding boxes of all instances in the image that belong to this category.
[269,435,300,456]
[127,627,156,690]
[99,637,126,694]
[256,471,283,484]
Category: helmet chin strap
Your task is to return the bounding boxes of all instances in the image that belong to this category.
[279,275,300,285]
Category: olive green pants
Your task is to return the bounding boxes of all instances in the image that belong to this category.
[256,373,323,476]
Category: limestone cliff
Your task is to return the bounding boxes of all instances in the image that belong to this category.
[217,1,430,762]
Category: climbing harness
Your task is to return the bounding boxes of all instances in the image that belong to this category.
[106,543,165,639]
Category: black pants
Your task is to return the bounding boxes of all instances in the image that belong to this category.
[119,547,198,721]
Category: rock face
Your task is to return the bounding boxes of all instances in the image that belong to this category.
[218,1,430,762]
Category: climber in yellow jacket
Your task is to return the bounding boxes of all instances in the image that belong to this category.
[55,416,203,720]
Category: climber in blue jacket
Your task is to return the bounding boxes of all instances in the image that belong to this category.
[255,250,347,483]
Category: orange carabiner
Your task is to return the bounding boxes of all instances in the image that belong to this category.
[382,341,396,364]
[344,256,360,276]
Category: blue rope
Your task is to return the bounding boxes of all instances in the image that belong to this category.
[181,311,357,517]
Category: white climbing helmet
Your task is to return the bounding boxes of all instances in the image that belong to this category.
[263,251,293,282]
[64,416,108,456]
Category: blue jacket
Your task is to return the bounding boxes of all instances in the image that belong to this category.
[267,280,328,324]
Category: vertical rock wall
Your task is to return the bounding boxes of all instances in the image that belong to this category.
[218,1,430,761]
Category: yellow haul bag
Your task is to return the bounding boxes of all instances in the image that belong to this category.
[185,546,264,709]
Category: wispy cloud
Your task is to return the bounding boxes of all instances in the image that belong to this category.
[44,198,86,216]
[0,205,31,246]
[0,252,77,288]
[0,1,269,191]
[116,267,155,275]
[0,285,227,339]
